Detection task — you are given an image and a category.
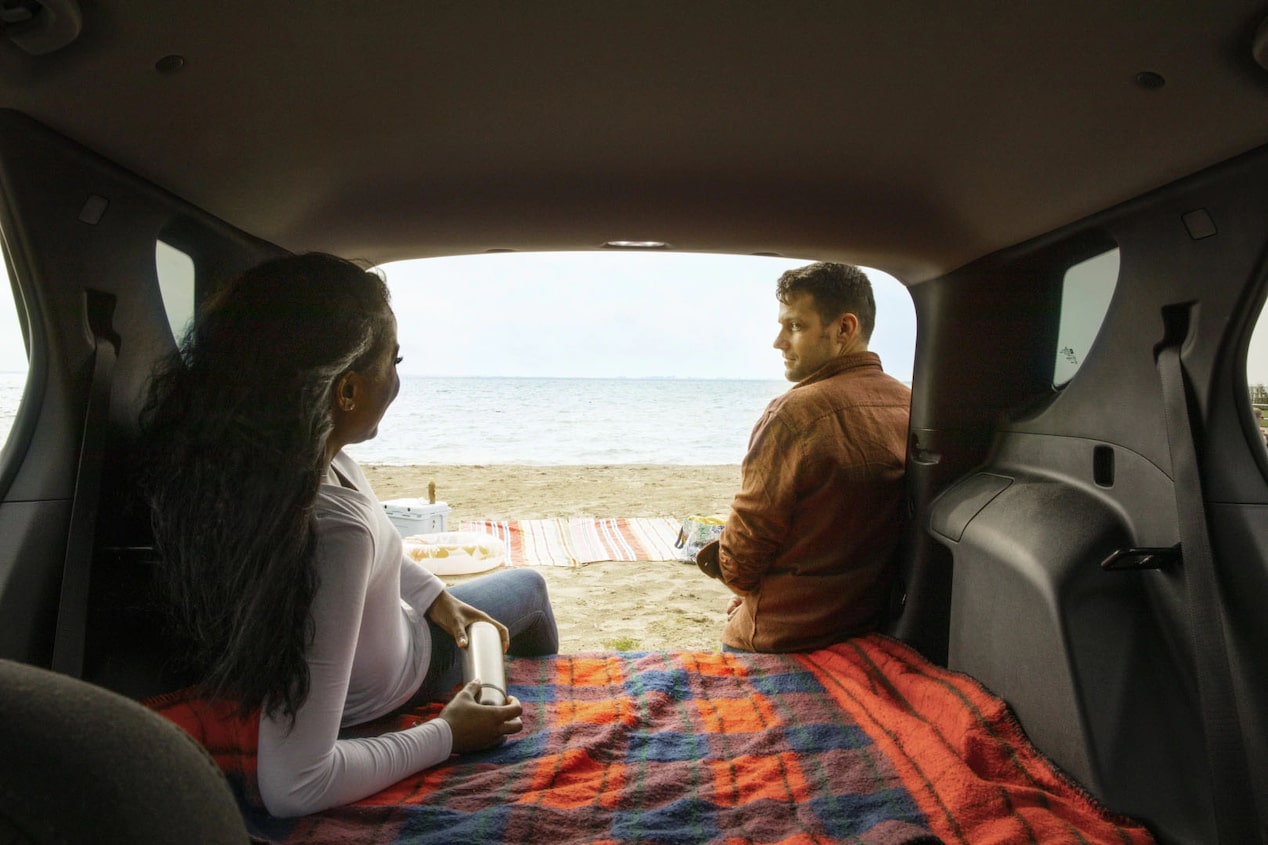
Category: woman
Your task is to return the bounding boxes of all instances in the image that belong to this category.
[141,253,558,817]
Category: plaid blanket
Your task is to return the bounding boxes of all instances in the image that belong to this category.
[148,635,1154,844]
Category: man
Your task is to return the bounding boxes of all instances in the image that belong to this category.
[698,262,910,652]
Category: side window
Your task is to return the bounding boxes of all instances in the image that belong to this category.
[1248,310,1268,449]
[155,240,196,347]
[0,255,29,451]
[1054,247,1120,387]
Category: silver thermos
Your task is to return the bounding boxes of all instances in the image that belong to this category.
[461,620,507,706]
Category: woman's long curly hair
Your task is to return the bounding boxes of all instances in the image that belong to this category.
[140,253,394,722]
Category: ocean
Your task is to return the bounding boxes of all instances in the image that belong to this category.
[348,376,790,465]
[0,372,790,466]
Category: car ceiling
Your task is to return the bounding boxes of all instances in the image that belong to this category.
[1,1,1268,283]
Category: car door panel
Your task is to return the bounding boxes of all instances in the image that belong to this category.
[922,143,1268,843]
[0,112,283,691]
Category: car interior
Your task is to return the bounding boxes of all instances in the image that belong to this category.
[0,3,1266,843]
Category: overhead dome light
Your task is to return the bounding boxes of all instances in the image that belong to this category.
[603,240,670,250]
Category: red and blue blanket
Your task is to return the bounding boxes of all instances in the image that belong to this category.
[148,635,1154,844]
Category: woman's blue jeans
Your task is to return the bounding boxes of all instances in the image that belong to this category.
[413,567,558,702]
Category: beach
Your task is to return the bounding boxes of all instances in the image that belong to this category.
[363,464,741,653]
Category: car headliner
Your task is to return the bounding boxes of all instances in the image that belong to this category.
[1,1,1267,282]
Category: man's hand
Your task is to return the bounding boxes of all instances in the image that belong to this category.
[695,539,722,579]
[438,679,523,753]
[726,595,742,618]
[424,591,510,651]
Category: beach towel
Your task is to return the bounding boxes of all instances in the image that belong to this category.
[458,518,682,566]
[147,635,1154,845]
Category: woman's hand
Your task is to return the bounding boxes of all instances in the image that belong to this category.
[726,595,742,618]
[438,680,524,754]
[424,590,510,651]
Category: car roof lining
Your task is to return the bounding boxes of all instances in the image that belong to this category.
[2,2,1268,282]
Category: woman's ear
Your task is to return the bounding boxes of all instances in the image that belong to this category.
[333,371,360,413]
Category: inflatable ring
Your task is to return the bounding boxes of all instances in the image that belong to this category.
[402,530,506,575]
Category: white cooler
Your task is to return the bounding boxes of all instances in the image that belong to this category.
[382,498,451,535]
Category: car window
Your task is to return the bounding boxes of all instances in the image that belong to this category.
[155,239,195,347]
[0,254,28,451]
[1248,306,1268,450]
[1054,247,1120,387]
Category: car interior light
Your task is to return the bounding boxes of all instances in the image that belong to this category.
[602,240,670,249]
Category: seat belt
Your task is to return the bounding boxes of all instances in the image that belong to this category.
[51,289,118,678]
[1155,306,1258,843]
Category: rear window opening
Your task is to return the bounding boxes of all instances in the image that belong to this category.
[348,251,916,651]
[350,251,915,468]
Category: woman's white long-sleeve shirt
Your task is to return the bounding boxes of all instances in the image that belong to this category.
[257,452,451,817]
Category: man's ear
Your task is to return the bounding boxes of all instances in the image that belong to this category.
[837,312,860,343]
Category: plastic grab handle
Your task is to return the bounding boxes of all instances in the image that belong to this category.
[461,621,507,706]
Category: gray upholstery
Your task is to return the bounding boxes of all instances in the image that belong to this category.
[0,660,247,843]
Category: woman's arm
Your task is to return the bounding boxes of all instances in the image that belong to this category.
[423,589,510,652]
[256,519,453,818]
[399,555,446,617]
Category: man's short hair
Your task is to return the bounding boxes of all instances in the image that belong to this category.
[775,262,876,341]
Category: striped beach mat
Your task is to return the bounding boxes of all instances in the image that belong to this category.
[457,518,682,567]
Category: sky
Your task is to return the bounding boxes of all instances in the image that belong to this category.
[5,250,1268,386]
[0,252,917,382]
[378,252,915,382]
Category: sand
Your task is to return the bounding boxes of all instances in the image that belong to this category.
[362,464,740,653]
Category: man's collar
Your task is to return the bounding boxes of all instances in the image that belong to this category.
[793,351,882,388]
